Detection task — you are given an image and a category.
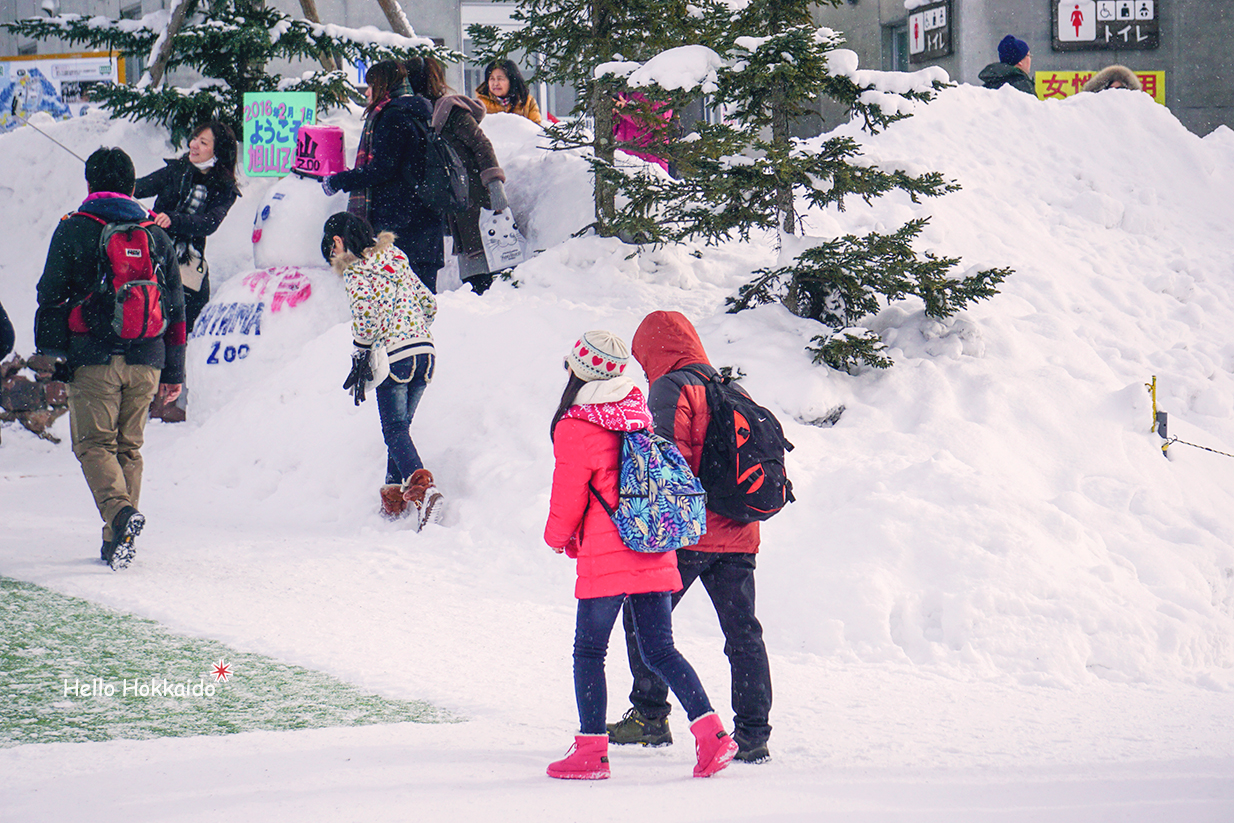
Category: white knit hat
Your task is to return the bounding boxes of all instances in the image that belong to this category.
[566,330,630,382]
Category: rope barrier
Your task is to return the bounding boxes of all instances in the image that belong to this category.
[1162,436,1234,460]
[1145,375,1234,459]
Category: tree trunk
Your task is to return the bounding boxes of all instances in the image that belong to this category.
[771,81,795,235]
[374,0,414,37]
[144,0,193,88]
[591,0,616,232]
[298,0,340,71]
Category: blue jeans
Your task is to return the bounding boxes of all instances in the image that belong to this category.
[574,592,713,735]
[375,354,432,484]
[621,550,772,747]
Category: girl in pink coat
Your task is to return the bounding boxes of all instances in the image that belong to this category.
[543,330,737,780]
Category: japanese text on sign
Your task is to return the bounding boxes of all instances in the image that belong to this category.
[1034,70,1165,104]
[1054,0,1159,51]
[908,1,952,63]
[243,92,316,177]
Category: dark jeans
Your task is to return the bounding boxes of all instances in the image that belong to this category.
[622,550,772,747]
[574,592,713,736]
[376,353,432,484]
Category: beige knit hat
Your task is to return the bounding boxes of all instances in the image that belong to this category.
[566,330,630,381]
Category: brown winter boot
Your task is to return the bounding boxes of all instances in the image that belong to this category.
[380,484,409,519]
[402,469,444,531]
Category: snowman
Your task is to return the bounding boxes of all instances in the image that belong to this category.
[185,125,352,419]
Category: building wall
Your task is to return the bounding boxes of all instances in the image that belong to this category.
[1,0,464,88]
[813,0,1234,137]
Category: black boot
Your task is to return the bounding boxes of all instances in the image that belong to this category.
[606,707,673,747]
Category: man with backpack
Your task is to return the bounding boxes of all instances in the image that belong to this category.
[609,310,784,764]
[35,147,185,570]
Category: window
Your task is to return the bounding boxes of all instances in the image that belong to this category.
[884,23,909,72]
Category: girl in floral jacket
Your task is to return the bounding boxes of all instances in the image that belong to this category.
[542,330,737,780]
[322,212,442,529]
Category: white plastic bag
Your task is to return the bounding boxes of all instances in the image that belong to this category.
[479,208,529,271]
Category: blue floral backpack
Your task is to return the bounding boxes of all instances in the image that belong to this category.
[589,428,708,552]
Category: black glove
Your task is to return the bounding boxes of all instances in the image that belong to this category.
[342,347,373,405]
[51,360,72,383]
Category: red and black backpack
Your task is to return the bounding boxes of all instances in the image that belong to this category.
[68,212,169,340]
[684,366,795,523]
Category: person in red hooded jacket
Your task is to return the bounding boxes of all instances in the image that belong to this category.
[606,310,773,764]
[543,329,737,781]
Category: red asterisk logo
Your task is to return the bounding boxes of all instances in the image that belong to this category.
[210,659,232,682]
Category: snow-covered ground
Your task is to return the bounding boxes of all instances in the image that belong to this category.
[2,79,1233,821]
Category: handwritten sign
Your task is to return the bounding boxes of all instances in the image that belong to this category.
[242,92,316,177]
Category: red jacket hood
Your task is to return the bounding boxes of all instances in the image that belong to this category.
[632,311,711,384]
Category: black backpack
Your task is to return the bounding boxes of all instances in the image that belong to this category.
[684,366,795,523]
[407,117,470,215]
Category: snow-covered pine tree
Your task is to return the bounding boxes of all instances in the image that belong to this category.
[468,0,721,234]
[599,0,1012,371]
[3,0,455,145]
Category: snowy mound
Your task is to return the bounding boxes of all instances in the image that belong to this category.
[2,85,1233,704]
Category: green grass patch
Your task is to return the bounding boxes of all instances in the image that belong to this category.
[0,577,456,747]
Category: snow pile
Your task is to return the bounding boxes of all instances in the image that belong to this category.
[1,77,1233,819]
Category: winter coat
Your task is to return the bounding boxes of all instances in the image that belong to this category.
[0,299,13,361]
[476,90,543,125]
[631,310,760,554]
[978,62,1036,95]
[1083,65,1142,93]
[332,232,436,364]
[133,155,239,273]
[35,193,186,383]
[328,93,445,269]
[613,92,673,172]
[545,384,683,600]
[432,95,507,260]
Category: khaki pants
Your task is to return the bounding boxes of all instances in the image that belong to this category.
[67,356,160,542]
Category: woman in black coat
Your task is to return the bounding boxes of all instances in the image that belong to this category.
[323,61,444,293]
[134,120,240,332]
[406,56,509,295]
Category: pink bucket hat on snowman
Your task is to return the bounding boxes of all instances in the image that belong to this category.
[566,331,629,381]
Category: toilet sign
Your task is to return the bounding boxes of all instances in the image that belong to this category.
[908,0,952,63]
[1054,0,1159,50]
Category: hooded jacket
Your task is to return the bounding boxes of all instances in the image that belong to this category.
[431,95,507,259]
[978,62,1036,95]
[333,232,436,364]
[1082,65,1142,93]
[545,384,683,599]
[475,90,543,125]
[631,310,759,554]
[35,192,186,383]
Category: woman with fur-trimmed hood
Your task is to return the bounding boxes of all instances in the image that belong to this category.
[322,211,443,530]
[406,56,511,295]
[1083,65,1142,92]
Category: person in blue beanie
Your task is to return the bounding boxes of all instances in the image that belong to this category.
[979,35,1036,95]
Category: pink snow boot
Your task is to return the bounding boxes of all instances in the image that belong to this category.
[690,712,738,778]
[546,734,611,780]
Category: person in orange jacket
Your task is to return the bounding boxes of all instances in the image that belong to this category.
[475,60,545,125]
[543,329,737,780]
